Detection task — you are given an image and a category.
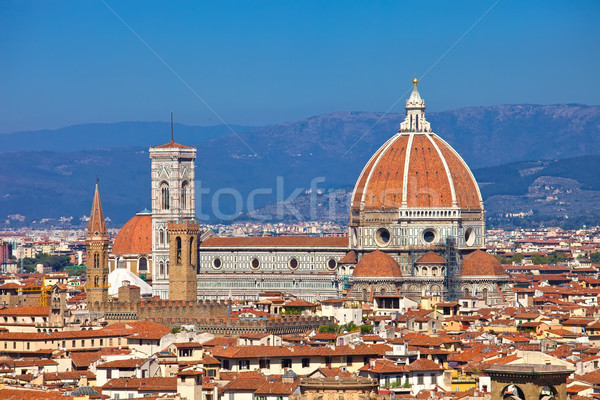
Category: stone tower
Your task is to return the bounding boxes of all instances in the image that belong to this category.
[168,220,199,301]
[86,183,109,310]
[149,136,196,299]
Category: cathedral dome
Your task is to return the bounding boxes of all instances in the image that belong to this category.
[416,251,446,264]
[461,250,506,277]
[353,250,402,278]
[112,211,152,255]
[351,82,482,211]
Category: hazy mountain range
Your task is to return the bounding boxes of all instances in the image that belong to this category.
[0,103,599,228]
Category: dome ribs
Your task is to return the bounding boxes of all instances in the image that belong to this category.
[406,135,452,208]
[431,135,482,209]
[351,137,391,209]
[361,134,407,209]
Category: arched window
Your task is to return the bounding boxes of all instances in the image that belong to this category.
[159,261,164,276]
[464,288,470,297]
[189,237,194,264]
[182,181,189,210]
[159,230,164,246]
[176,237,182,265]
[94,276,99,287]
[166,261,169,276]
[160,182,170,210]
[93,253,99,268]
[138,257,148,272]
[432,267,438,276]
[482,288,489,303]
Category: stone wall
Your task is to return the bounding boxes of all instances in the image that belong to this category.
[194,315,334,335]
[93,298,229,324]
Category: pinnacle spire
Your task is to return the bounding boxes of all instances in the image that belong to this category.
[399,76,431,133]
[87,182,107,238]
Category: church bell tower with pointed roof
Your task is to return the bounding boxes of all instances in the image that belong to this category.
[86,182,110,309]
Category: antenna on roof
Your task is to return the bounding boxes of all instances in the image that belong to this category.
[170,111,174,142]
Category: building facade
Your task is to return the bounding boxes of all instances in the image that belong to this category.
[149,140,197,299]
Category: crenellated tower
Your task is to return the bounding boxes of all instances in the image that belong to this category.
[86,182,109,309]
[168,220,200,301]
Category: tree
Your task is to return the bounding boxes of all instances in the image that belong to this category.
[360,324,374,334]
[511,253,524,264]
[21,253,71,271]
[318,323,340,333]
[590,252,600,264]
[341,322,357,333]
[531,253,546,265]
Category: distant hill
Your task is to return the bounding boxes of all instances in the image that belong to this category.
[0,122,256,152]
[0,103,599,227]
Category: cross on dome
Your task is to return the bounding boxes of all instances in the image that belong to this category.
[399,76,431,133]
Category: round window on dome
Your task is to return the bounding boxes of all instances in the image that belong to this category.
[212,257,222,269]
[250,258,260,270]
[288,257,299,270]
[327,258,337,270]
[465,227,476,246]
[422,229,437,244]
[375,228,391,247]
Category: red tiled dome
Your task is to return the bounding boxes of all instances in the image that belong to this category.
[416,251,446,264]
[112,213,152,255]
[461,250,506,276]
[353,250,402,278]
[351,132,482,210]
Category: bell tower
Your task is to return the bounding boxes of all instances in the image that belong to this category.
[149,118,197,299]
[167,220,199,302]
[86,182,109,310]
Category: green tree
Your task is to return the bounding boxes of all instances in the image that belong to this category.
[591,252,600,263]
[531,253,546,265]
[21,253,71,271]
[318,323,340,333]
[341,322,357,333]
[360,324,374,334]
[511,253,524,264]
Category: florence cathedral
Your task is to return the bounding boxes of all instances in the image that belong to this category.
[99,79,509,306]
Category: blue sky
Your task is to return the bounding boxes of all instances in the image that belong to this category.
[1,0,598,133]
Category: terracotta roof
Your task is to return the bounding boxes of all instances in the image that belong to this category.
[0,305,50,316]
[351,131,481,210]
[254,378,300,395]
[416,251,446,264]
[461,250,506,277]
[339,250,357,264]
[353,250,402,278]
[321,298,344,304]
[112,214,152,255]
[153,140,194,149]
[43,370,95,381]
[408,358,444,371]
[102,376,176,391]
[0,389,66,399]
[200,236,348,248]
[97,357,148,369]
[284,299,315,308]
